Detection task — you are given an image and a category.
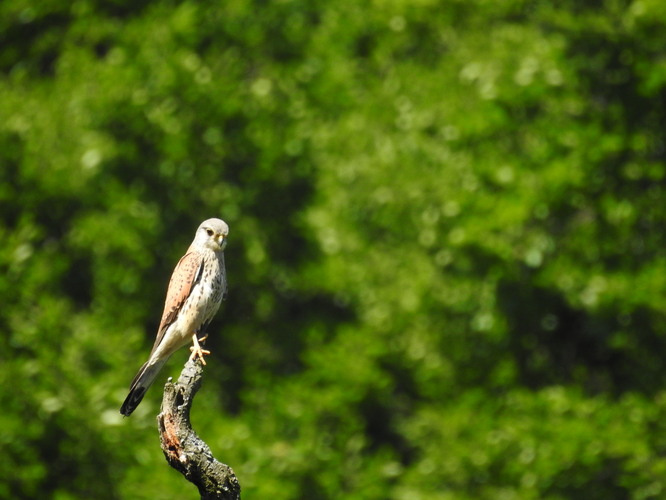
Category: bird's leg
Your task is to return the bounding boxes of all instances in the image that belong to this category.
[189,333,211,365]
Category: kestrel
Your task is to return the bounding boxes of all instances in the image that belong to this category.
[120,218,229,417]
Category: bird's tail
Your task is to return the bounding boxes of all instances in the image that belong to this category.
[120,358,168,417]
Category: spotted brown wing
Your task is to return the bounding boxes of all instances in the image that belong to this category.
[148,251,204,355]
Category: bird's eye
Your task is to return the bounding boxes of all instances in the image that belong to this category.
[206,228,214,236]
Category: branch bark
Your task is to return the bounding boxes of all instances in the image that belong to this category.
[157,358,241,500]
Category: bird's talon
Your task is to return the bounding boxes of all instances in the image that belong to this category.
[189,345,211,365]
[189,333,211,365]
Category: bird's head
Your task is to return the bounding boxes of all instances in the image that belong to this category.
[195,218,229,252]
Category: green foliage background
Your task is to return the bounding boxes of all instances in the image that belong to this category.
[1,0,666,498]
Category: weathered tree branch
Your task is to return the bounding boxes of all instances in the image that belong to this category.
[157,358,241,500]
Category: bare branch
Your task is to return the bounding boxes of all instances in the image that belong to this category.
[157,358,241,500]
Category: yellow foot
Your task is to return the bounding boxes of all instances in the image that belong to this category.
[189,333,211,365]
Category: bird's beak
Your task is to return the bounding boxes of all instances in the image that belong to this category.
[217,234,227,249]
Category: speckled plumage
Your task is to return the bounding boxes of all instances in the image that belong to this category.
[120,218,229,417]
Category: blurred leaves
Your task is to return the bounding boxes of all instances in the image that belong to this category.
[1,0,665,498]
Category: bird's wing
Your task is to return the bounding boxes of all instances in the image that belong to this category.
[149,251,204,355]
[221,252,228,301]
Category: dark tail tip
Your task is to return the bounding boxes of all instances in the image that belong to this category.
[120,386,147,417]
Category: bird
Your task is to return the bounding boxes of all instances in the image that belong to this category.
[120,218,229,417]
